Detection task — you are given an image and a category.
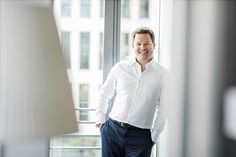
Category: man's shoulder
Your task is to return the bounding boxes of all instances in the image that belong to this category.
[155,61,169,72]
[115,56,133,67]
[156,63,168,71]
[154,62,169,76]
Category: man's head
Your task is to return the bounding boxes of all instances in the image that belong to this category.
[132,27,155,44]
[132,27,156,65]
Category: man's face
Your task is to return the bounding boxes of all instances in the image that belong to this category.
[132,33,155,64]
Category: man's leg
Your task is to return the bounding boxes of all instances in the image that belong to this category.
[124,128,154,157]
[100,119,124,157]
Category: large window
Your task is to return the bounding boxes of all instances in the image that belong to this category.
[52,0,163,156]
[52,0,104,156]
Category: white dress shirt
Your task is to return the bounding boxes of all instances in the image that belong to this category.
[96,57,169,142]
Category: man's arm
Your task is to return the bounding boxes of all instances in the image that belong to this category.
[96,65,118,127]
[96,95,110,128]
[151,71,170,143]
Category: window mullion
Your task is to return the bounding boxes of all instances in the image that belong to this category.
[103,0,121,79]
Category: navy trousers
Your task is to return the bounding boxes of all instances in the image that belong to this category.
[100,118,154,157]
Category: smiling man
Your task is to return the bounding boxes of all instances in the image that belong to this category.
[96,27,169,157]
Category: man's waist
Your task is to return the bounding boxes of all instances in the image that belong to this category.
[109,118,149,130]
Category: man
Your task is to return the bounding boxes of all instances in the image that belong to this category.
[96,27,169,157]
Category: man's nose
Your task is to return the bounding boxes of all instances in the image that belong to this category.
[140,44,147,49]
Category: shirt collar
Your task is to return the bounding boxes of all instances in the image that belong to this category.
[129,57,156,69]
[129,57,137,66]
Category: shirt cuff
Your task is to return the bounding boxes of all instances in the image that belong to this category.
[151,131,159,143]
[96,113,106,124]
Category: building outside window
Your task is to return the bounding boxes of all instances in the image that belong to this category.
[80,32,90,70]
[80,0,91,17]
[61,31,71,69]
[61,0,71,16]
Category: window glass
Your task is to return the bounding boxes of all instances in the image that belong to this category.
[52,0,104,156]
[53,0,161,156]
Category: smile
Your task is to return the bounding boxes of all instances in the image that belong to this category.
[140,51,148,54]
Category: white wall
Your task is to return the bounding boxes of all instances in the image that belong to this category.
[158,0,174,157]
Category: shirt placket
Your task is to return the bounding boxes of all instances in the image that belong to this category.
[127,65,142,124]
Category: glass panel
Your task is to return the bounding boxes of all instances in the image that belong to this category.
[61,0,71,16]
[53,0,104,156]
